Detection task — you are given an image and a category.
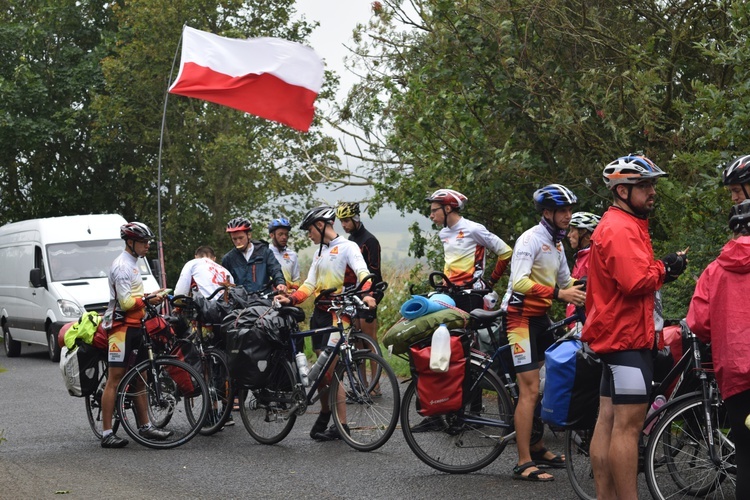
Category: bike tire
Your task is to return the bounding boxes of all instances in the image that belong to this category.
[329,350,400,452]
[116,357,209,449]
[238,358,298,445]
[348,331,383,394]
[400,362,513,474]
[644,396,736,499]
[565,427,597,500]
[85,357,109,439]
[198,348,233,436]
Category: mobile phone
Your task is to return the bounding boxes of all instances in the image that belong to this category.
[157,288,173,297]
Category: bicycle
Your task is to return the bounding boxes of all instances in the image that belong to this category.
[84,294,210,449]
[565,320,735,499]
[236,276,400,452]
[170,288,233,436]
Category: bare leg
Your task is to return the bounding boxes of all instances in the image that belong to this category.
[515,369,553,480]
[102,366,125,432]
[590,396,616,499]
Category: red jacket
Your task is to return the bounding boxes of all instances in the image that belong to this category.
[566,246,592,320]
[687,236,750,400]
[580,207,666,354]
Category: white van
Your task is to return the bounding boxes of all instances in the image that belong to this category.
[0,214,160,361]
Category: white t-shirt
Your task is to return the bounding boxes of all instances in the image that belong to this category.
[174,258,234,299]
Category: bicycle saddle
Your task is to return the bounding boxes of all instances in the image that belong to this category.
[278,306,305,323]
[469,308,505,328]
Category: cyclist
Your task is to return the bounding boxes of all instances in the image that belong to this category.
[174,245,234,299]
[276,206,376,441]
[100,222,172,448]
[581,155,687,499]
[336,202,382,391]
[500,184,585,481]
[723,155,750,204]
[565,212,600,326]
[267,217,301,290]
[687,199,750,499]
[220,217,286,294]
[426,188,512,311]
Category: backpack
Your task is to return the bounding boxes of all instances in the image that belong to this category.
[223,301,296,389]
[541,339,602,429]
[408,332,471,417]
[60,341,102,397]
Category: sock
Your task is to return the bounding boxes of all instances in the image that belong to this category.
[102,429,113,438]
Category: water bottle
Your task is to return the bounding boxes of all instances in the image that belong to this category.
[643,395,667,434]
[483,291,499,310]
[429,324,451,373]
[307,347,332,386]
[295,352,310,387]
[745,413,750,431]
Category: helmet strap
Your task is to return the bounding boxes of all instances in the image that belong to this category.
[615,185,649,219]
[742,184,750,201]
[442,206,450,228]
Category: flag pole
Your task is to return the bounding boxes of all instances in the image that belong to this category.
[155,24,185,290]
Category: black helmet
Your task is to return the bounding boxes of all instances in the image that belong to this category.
[226,217,252,233]
[299,206,336,230]
[120,222,154,242]
[723,155,750,186]
[729,200,750,234]
[533,184,577,212]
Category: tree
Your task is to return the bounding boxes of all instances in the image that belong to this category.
[337,0,750,317]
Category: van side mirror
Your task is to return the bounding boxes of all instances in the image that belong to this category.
[30,268,45,288]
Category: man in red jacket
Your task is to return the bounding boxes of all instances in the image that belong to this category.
[580,155,688,499]
[687,200,750,499]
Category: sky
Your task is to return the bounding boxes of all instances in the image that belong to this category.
[293,1,428,264]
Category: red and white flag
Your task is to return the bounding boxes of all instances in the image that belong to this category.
[168,26,324,132]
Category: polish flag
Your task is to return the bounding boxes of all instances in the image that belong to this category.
[168,26,324,132]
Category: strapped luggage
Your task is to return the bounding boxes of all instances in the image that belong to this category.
[541,339,601,429]
[223,301,297,389]
[408,332,471,417]
[383,308,470,355]
[60,341,102,397]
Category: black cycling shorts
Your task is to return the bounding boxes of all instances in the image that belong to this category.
[310,308,334,351]
[599,349,653,405]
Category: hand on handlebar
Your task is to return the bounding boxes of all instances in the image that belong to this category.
[557,284,586,307]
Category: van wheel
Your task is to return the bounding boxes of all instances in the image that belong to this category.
[3,323,21,357]
[47,325,61,362]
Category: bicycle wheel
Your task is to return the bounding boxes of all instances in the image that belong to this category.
[85,357,109,439]
[329,350,400,452]
[565,427,596,500]
[198,348,233,436]
[400,362,514,473]
[348,331,383,393]
[238,358,298,445]
[645,396,736,499]
[116,357,209,449]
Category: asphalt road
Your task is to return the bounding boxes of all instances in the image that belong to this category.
[0,345,592,500]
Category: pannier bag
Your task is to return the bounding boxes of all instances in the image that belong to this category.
[167,341,202,397]
[223,302,296,389]
[60,342,101,397]
[383,308,469,355]
[541,339,602,429]
[145,315,174,346]
[409,333,470,417]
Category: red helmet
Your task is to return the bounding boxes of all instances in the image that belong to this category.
[120,222,154,242]
[425,189,467,210]
[226,217,252,233]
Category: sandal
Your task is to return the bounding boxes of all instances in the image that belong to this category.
[530,447,566,468]
[512,461,554,482]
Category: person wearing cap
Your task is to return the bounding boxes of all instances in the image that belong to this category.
[100,222,171,448]
[220,217,286,294]
[276,206,375,442]
[267,217,301,290]
[581,155,688,499]
[502,184,585,482]
[425,188,512,311]
[687,200,750,499]
[723,155,750,205]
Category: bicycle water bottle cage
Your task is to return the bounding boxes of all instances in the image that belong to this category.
[469,308,506,329]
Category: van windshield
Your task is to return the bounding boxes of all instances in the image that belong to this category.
[46,240,153,281]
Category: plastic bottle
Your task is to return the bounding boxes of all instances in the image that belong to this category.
[429,324,451,373]
[643,395,667,434]
[483,291,499,310]
[295,352,310,387]
[745,413,750,431]
[307,347,332,386]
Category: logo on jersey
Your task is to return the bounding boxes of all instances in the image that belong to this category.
[541,244,551,252]
[110,343,121,353]
[457,230,465,239]
[283,252,290,259]
[330,246,339,255]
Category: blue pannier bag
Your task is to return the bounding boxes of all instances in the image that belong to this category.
[541,339,601,429]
